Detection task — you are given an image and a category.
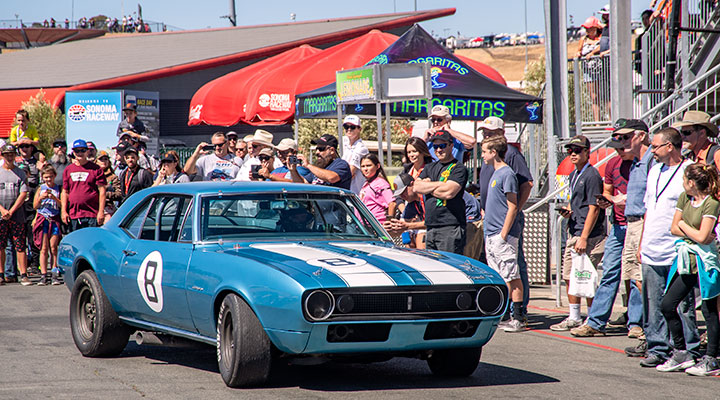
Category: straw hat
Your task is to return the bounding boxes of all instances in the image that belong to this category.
[250,129,275,147]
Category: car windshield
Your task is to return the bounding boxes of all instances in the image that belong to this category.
[200,193,388,242]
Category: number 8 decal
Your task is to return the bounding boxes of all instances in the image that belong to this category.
[137,251,164,312]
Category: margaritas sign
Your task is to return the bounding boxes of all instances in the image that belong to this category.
[336,66,376,104]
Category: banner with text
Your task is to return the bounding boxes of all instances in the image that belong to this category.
[65,90,122,154]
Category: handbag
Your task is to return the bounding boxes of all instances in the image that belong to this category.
[568,249,599,298]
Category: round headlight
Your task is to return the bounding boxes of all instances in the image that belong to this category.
[456,292,473,310]
[476,286,504,315]
[336,295,355,314]
[304,290,335,321]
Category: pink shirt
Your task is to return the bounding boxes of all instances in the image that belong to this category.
[360,177,393,223]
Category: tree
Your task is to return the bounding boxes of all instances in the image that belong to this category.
[17,90,65,157]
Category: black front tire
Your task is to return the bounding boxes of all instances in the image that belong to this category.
[69,270,131,357]
[427,347,482,377]
[217,293,272,388]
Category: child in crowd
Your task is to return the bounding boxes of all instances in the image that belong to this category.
[32,165,62,286]
[660,163,720,376]
[481,135,525,332]
[359,153,395,224]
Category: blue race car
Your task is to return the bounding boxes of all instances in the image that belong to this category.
[61,182,507,387]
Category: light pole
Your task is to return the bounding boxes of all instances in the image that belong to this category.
[14,14,19,28]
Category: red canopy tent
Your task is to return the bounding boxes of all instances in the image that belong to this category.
[188,44,322,126]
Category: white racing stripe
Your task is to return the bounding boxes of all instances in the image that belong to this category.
[250,243,396,287]
[331,243,473,285]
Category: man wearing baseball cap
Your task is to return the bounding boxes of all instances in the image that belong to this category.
[265,138,315,183]
[340,115,369,194]
[116,103,146,141]
[551,135,606,332]
[413,130,469,254]
[117,146,153,204]
[49,139,70,188]
[478,115,534,325]
[424,105,476,162]
[61,139,107,231]
[672,111,720,167]
[0,144,30,285]
[299,134,351,190]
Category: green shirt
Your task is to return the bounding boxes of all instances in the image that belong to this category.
[675,192,720,272]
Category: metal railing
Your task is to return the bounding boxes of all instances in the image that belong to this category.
[569,55,612,128]
[0,19,172,32]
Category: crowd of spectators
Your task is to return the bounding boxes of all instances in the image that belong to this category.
[37,15,157,33]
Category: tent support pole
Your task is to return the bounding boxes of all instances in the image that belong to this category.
[376,102,384,165]
[337,106,344,158]
[294,119,299,145]
[385,103,391,168]
[473,120,478,183]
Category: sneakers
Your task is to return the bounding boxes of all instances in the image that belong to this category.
[656,350,696,372]
[685,355,720,376]
[628,326,644,339]
[19,276,32,286]
[625,339,647,357]
[51,276,62,286]
[37,275,49,286]
[503,319,528,333]
[550,317,583,331]
[497,319,512,330]
[570,324,605,337]
[608,312,628,327]
[640,353,666,367]
[3,275,17,284]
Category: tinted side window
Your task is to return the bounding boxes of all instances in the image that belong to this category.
[159,196,192,242]
[140,199,160,240]
[121,198,154,239]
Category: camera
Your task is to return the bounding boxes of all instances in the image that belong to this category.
[251,164,262,180]
[287,155,298,165]
[202,145,214,152]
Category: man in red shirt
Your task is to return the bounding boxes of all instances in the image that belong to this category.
[60,139,107,231]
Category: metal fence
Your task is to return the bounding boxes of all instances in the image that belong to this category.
[0,19,171,32]
[569,55,612,128]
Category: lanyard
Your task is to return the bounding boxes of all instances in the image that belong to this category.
[569,163,590,192]
[436,163,457,207]
[655,161,683,203]
[124,168,137,194]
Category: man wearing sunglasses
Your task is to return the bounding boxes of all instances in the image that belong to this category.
[672,111,720,167]
[551,135,606,332]
[61,139,107,231]
[15,137,42,273]
[235,130,283,182]
[184,132,241,181]
[0,144,30,285]
[265,138,314,183]
[299,134,351,190]
[423,105,475,162]
[413,131,469,255]
[225,131,246,167]
[49,139,70,189]
[340,115,368,194]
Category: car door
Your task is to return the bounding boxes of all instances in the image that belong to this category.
[119,194,196,331]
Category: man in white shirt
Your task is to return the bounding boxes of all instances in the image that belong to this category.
[637,127,700,368]
[183,132,241,181]
[235,129,282,181]
[341,115,368,194]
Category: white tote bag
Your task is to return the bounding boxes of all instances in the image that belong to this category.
[568,250,599,298]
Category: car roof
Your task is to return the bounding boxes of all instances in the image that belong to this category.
[138,181,352,197]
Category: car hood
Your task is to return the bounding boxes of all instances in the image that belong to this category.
[221,241,499,288]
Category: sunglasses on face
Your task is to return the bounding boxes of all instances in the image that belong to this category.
[612,133,632,141]
[431,143,448,150]
[258,155,271,162]
[98,157,110,162]
[214,142,227,148]
[430,117,444,123]
[73,148,88,154]
[566,146,585,155]
[652,142,672,151]
[228,137,238,141]
[53,143,66,148]
[18,144,31,149]
[681,129,696,136]
[343,124,358,130]
[315,146,328,152]
[250,144,262,149]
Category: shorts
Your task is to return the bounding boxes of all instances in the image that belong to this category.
[0,219,26,250]
[41,219,61,236]
[622,218,643,281]
[485,233,519,282]
[426,225,466,255]
[562,234,606,281]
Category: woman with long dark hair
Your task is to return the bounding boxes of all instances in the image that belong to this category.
[359,153,395,224]
[404,136,433,178]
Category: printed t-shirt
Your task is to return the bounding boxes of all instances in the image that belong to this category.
[196,153,240,181]
[604,155,631,225]
[419,159,468,228]
[342,137,369,194]
[483,166,521,237]
[0,167,28,223]
[63,161,107,219]
[360,177,394,224]
[312,158,352,190]
[568,163,605,238]
[641,159,693,265]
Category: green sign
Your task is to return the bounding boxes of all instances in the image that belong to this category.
[336,67,376,103]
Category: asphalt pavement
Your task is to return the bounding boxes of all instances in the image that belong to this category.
[1,280,718,399]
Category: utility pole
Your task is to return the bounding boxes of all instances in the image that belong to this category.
[610,0,632,121]
[226,0,237,26]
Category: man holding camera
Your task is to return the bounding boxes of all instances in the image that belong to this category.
[298,134,351,190]
[256,138,315,183]
[184,132,240,181]
[235,130,282,182]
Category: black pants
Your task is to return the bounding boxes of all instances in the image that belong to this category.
[426,225,466,255]
[661,273,720,357]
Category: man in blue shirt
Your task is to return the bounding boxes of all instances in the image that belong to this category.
[423,105,476,162]
[264,138,315,183]
[300,134,352,190]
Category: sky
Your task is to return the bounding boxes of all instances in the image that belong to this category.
[4,1,652,36]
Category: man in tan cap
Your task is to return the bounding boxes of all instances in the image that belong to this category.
[258,138,315,183]
[183,131,241,181]
[672,111,720,167]
[235,129,282,181]
[423,105,476,161]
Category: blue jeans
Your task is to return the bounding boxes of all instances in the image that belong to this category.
[642,263,701,358]
[4,239,17,278]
